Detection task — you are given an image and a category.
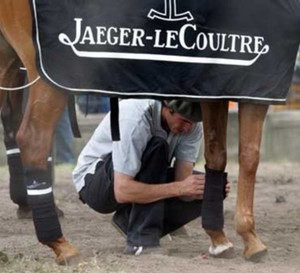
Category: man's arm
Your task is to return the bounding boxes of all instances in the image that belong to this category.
[173,159,194,181]
[174,159,205,201]
[175,160,231,199]
[114,171,204,204]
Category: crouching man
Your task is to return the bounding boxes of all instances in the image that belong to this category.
[72,99,229,255]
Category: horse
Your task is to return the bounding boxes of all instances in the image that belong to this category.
[0,0,79,265]
[1,0,295,264]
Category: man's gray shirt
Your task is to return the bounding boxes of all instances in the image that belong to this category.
[72,99,202,193]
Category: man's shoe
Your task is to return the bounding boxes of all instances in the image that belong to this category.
[124,245,144,256]
[169,226,190,237]
[124,245,162,256]
[111,209,129,238]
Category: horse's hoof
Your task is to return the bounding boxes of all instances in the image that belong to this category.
[244,247,268,263]
[43,236,80,265]
[54,244,80,265]
[209,242,234,258]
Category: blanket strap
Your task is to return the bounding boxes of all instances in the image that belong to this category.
[110,97,120,141]
[67,95,81,138]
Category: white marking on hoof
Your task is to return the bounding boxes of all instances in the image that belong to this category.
[209,242,233,257]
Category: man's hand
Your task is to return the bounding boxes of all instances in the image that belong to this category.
[179,174,205,201]
[180,175,231,201]
[225,180,231,198]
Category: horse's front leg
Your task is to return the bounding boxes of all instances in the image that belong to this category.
[16,79,79,264]
[236,102,268,261]
[201,100,233,257]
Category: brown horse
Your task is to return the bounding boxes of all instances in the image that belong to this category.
[0,0,78,265]
[0,0,269,264]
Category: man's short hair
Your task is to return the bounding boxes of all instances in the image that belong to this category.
[164,100,202,122]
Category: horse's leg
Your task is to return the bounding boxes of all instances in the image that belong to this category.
[0,0,79,264]
[1,72,29,214]
[236,102,268,261]
[19,80,79,264]
[1,69,64,219]
[0,32,27,212]
[201,100,233,256]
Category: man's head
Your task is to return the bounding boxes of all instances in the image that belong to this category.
[165,100,202,122]
[162,100,202,135]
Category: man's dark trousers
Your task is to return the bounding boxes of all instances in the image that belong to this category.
[79,136,202,247]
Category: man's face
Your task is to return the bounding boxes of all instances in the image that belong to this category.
[167,111,195,135]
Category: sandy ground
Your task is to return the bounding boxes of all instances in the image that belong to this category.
[0,161,300,273]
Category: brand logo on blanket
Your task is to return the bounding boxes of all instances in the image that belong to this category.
[58,2,270,67]
[147,0,194,22]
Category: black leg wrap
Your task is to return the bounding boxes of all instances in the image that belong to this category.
[25,166,62,242]
[201,165,225,230]
[223,172,228,200]
[5,141,27,206]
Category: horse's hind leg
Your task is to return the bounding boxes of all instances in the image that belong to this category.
[1,70,28,214]
[200,100,233,256]
[236,102,268,261]
[0,34,28,211]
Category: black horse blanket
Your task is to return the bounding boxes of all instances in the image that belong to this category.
[31,0,300,104]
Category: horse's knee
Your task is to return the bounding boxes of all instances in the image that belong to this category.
[16,125,53,169]
[203,127,227,170]
[239,144,260,174]
[204,146,227,170]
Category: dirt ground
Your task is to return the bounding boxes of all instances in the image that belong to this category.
[0,161,300,273]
